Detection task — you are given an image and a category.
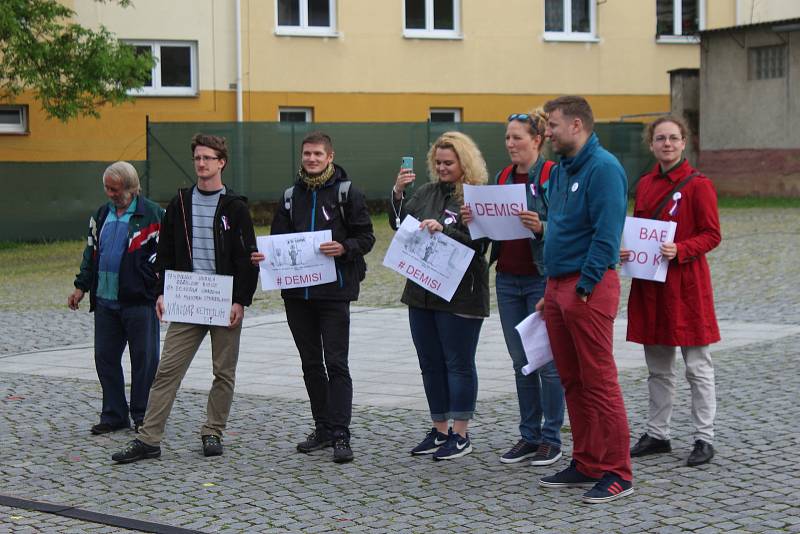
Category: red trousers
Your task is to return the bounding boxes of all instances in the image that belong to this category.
[543,270,633,481]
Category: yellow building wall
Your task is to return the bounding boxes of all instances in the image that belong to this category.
[0,0,737,162]
[736,0,800,24]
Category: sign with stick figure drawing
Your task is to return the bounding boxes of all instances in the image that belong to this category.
[256,230,337,290]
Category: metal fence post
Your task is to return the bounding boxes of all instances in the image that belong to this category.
[145,115,151,197]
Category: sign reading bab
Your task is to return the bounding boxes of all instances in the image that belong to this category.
[162,270,233,327]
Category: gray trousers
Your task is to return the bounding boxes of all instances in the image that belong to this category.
[644,344,716,444]
[139,322,242,446]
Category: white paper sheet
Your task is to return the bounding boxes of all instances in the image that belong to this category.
[257,230,337,290]
[463,183,531,241]
[514,311,554,375]
[382,215,475,302]
[162,270,233,327]
[620,216,678,283]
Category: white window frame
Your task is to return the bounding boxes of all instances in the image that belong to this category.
[656,0,705,44]
[0,105,28,134]
[543,0,598,43]
[125,40,198,97]
[278,107,314,122]
[429,108,462,122]
[403,0,462,40]
[275,0,338,37]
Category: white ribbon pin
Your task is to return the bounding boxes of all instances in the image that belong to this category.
[571,182,579,192]
[668,192,682,216]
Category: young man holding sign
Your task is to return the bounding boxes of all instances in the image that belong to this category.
[112,134,258,463]
[256,132,374,463]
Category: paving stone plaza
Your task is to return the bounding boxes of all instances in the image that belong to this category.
[1,208,799,533]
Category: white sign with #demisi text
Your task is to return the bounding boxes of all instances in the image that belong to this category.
[620,216,678,283]
[383,215,475,302]
[162,270,233,327]
[463,183,530,241]
[257,230,336,290]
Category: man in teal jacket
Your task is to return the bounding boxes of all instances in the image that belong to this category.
[535,96,633,504]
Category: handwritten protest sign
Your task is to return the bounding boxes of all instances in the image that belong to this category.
[257,230,336,290]
[383,216,475,302]
[463,183,530,241]
[620,216,677,283]
[162,270,233,326]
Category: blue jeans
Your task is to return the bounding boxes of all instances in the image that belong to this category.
[496,272,565,446]
[408,307,483,421]
[94,302,160,426]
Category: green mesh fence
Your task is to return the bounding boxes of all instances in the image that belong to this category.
[145,121,653,202]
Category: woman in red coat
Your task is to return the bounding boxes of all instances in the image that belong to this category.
[622,116,721,467]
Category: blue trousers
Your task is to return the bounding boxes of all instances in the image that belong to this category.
[94,303,160,426]
[496,272,565,446]
[408,307,483,421]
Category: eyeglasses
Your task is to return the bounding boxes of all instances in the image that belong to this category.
[193,155,221,163]
[508,113,533,124]
[653,135,684,144]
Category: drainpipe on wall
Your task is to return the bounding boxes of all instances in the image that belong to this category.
[235,0,244,192]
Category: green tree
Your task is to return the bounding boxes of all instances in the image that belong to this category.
[0,0,154,121]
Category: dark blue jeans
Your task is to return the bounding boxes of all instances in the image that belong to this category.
[496,272,565,446]
[408,307,483,421]
[94,303,160,426]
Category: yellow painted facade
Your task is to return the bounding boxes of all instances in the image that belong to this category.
[2,0,741,162]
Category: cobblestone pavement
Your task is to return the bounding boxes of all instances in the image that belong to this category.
[2,330,799,533]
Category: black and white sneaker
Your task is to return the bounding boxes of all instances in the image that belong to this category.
[582,473,634,503]
[500,439,539,464]
[529,443,562,466]
[411,427,449,455]
[432,432,472,460]
[539,460,600,488]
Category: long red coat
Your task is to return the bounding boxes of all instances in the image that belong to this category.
[626,159,721,347]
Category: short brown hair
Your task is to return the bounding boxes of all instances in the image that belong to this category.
[643,115,690,145]
[301,131,334,154]
[543,95,595,132]
[191,133,229,163]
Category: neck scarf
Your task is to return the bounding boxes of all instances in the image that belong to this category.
[299,163,335,190]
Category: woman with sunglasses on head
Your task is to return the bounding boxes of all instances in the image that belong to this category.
[461,109,565,467]
[623,115,721,467]
[390,131,490,460]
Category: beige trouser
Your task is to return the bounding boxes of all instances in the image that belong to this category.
[139,321,241,446]
[644,344,716,444]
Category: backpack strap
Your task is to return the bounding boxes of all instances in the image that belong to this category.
[540,160,555,185]
[650,172,700,219]
[283,186,294,223]
[496,165,515,185]
[337,181,351,221]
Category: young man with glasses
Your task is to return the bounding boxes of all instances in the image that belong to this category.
[112,133,259,463]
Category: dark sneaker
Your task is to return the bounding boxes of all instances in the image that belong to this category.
[432,432,472,460]
[411,427,450,455]
[112,439,161,464]
[296,430,332,453]
[202,435,223,457]
[686,439,714,467]
[500,439,539,464]
[630,433,671,457]
[539,460,600,488]
[133,420,143,434]
[582,473,634,503]
[332,438,354,463]
[91,422,129,435]
[529,443,563,466]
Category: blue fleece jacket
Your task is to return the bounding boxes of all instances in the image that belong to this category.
[543,133,627,294]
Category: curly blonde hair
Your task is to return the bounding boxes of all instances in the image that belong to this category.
[426,131,488,200]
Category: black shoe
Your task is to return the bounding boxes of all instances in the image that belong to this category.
[686,439,714,466]
[202,435,223,457]
[332,437,353,463]
[432,432,472,460]
[133,420,143,434]
[411,427,450,455]
[582,473,634,503]
[539,460,601,488]
[91,422,129,435]
[112,439,161,464]
[630,433,672,457]
[499,438,539,464]
[529,443,563,466]
[297,430,332,453]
